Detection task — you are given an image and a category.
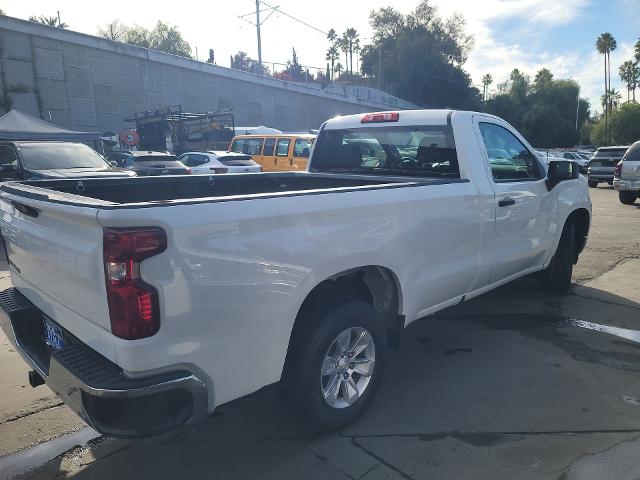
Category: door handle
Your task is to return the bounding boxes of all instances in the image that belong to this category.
[11,200,39,217]
[498,197,516,207]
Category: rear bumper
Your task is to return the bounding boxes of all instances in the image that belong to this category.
[0,287,208,438]
[588,167,614,182]
[614,178,640,192]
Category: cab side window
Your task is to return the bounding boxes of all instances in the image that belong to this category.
[0,145,19,167]
[276,139,290,157]
[293,138,311,157]
[478,123,542,181]
[263,138,276,156]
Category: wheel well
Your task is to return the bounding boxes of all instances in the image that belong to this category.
[289,266,402,355]
[565,208,590,262]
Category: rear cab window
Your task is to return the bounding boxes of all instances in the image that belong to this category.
[310,125,459,178]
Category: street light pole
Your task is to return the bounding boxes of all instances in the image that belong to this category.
[256,0,263,73]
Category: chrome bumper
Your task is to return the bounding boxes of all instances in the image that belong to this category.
[614,178,640,192]
[0,287,208,438]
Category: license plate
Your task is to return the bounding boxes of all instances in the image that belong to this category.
[43,316,65,351]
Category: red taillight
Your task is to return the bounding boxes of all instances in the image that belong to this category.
[210,167,228,174]
[361,112,399,123]
[615,160,622,178]
[103,228,167,340]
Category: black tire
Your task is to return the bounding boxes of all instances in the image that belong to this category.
[540,222,575,293]
[588,179,599,188]
[279,301,387,432]
[619,191,638,205]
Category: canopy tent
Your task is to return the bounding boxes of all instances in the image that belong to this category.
[234,125,283,136]
[0,109,100,142]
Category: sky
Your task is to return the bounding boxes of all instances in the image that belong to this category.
[3,0,639,112]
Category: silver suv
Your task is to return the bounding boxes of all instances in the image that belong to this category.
[613,141,640,205]
[588,146,629,187]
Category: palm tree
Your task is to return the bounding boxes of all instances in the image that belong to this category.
[609,88,622,109]
[632,63,640,103]
[334,62,343,79]
[344,28,359,76]
[327,29,337,47]
[325,46,339,82]
[481,74,493,102]
[29,14,68,28]
[596,33,617,143]
[619,61,636,102]
[635,38,640,63]
[338,35,349,75]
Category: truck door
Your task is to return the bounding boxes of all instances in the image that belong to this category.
[473,118,558,283]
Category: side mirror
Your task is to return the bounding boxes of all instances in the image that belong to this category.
[546,160,579,191]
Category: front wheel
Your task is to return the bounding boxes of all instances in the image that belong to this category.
[279,301,387,432]
[619,191,638,205]
[540,223,575,293]
[588,179,599,188]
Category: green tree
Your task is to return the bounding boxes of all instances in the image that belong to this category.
[596,32,617,143]
[327,28,337,47]
[619,60,636,102]
[481,74,493,102]
[334,62,343,79]
[29,14,67,28]
[230,51,267,75]
[123,25,152,48]
[326,45,339,81]
[486,71,589,148]
[360,0,478,109]
[0,8,5,15]
[149,21,192,57]
[635,38,640,63]
[344,28,359,76]
[338,35,349,75]
[610,102,640,144]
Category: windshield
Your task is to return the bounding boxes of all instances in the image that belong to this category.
[594,148,627,158]
[19,143,109,170]
[310,125,459,177]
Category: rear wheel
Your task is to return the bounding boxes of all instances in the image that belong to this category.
[588,179,599,188]
[540,223,575,294]
[279,301,387,432]
[619,191,638,205]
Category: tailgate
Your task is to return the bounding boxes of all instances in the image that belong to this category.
[621,161,640,181]
[0,192,110,332]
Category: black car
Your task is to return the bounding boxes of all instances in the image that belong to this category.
[106,151,191,176]
[0,141,136,180]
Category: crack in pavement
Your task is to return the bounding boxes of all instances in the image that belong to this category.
[299,439,359,480]
[1,401,65,425]
[348,436,417,480]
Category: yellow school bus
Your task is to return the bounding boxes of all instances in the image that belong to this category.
[229,134,316,172]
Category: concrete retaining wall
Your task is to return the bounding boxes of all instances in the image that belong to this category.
[0,16,416,135]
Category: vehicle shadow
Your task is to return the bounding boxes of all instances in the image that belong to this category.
[27,278,640,479]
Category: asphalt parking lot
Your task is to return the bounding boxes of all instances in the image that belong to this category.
[1,185,640,480]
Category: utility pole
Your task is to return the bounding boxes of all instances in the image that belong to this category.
[256,0,263,72]
[57,10,61,27]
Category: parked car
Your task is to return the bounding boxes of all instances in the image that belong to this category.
[178,151,261,174]
[106,150,191,176]
[613,141,640,205]
[0,109,591,438]
[587,146,629,187]
[0,141,135,180]
[229,134,315,172]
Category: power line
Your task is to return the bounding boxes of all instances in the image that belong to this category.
[258,0,327,36]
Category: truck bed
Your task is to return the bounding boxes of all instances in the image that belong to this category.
[0,172,437,207]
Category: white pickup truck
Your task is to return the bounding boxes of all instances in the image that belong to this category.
[0,110,591,438]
